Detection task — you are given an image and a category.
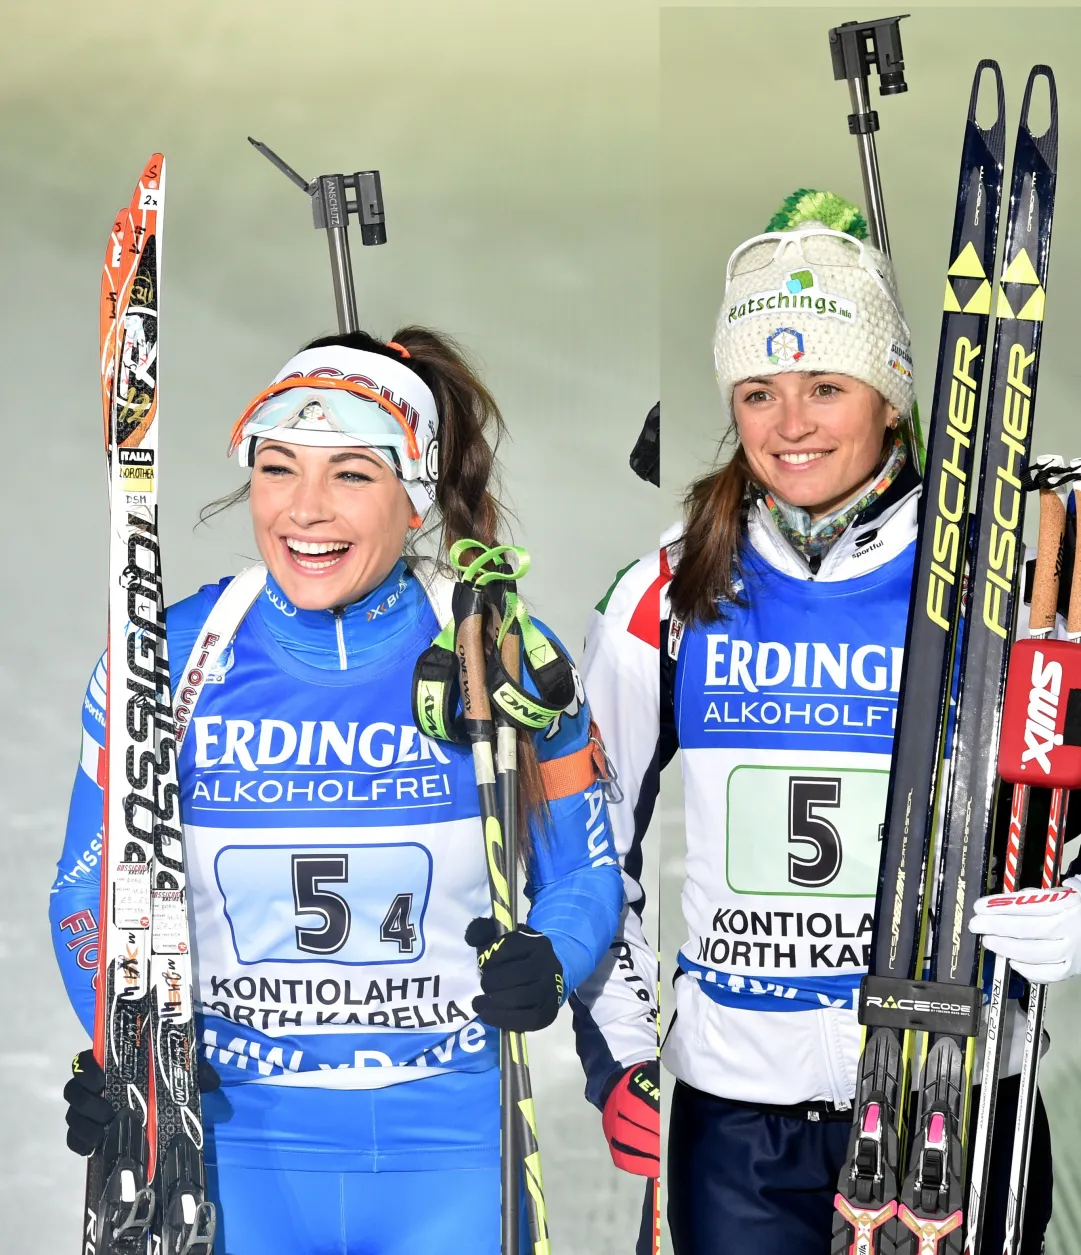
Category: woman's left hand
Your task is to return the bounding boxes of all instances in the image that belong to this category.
[968,875,1081,983]
[465,918,564,1032]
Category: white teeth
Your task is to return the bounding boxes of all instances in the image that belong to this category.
[286,539,351,554]
[778,451,828,465]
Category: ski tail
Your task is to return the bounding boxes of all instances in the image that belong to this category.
[86,152,218,1255]
[85,158,165,1255]
[91,207,128,1068]
[99,211,125,457]
[897,63,1058,1255]
[832,60,1007,1255]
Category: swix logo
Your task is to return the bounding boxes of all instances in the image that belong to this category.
[986,888,1075,910]
[1020,650,1063,773]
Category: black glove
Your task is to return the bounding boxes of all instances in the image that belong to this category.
[64,1049,114,1156]
[465,917,564,1032]
[63,1048,221,1157]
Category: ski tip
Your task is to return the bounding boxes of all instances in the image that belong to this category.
[1020,66,1058,153]
[967,60,1005,143]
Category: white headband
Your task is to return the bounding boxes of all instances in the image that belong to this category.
[233,345,441,518]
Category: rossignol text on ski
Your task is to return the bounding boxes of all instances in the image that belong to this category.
[88,154,215,1255]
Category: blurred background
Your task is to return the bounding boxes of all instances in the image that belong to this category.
[0,2,659,1251]
[6,1,1081,1252]
[659,7,1081,1252]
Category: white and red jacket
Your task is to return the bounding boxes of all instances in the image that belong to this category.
[574,469,1054,1109]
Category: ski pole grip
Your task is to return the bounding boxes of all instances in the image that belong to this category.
[454,583,494,729]
[1030,455,1067,636]
[1070,465,1081,639]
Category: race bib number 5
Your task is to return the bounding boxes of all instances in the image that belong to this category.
[726,765,886,897]
[215,843,432,965]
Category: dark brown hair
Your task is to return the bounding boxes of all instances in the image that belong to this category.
[667,426,752,627]
[669,422,897,627]
[201,326,547,857]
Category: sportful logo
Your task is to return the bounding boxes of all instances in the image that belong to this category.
[1021,649,1063,773]
[726,269,858,326]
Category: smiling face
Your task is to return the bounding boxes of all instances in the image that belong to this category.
[732,372,899,519]
[249,441,418,611]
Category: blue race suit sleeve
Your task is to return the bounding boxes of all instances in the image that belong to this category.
[49,651,108,1038]
[520,623,622,1000]
[49,587,220,1040]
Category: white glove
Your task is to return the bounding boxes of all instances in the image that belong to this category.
[968,875,1081,983]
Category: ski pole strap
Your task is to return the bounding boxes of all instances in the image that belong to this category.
[411,617,469,744]
[858,974,981,1037]
[411,541,576,742]
[487,591,577,732]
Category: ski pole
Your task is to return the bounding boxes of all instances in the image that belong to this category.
[1000,459,1081,1255]
[494,574,523,1255]
[965,455,1070,1255]
[248,137,386,334]
[449,542,552,1255]
[827,15,925,475]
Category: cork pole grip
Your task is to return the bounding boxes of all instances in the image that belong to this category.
[457,609,493,724]
[1069,475,1081,639]
[1030,480,1066,637]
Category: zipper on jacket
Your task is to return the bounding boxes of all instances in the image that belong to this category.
[333,608,347,670]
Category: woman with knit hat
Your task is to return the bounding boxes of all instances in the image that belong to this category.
[570,191,1053,1254]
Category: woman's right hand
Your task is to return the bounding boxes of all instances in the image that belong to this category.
[63,1048,222,1155]
[63,1049,114,1156]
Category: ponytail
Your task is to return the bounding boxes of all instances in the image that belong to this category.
[668,430,753,627]
[301,327,545,856]
[380,325,506,557]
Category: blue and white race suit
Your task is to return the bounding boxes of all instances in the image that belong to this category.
[51,558,623,1255]
[573,469,1050,1110]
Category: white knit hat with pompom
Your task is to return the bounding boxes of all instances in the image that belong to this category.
[713,189,915,419]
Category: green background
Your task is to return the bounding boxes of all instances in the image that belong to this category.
[0,3,659,1251]
[659,9,1081,1252]
[4,1,1081,1251]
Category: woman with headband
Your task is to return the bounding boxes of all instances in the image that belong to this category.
[572,191,1061,1254]
[50,327,623,1253]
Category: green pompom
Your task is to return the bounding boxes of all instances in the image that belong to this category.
[765,189,868,240]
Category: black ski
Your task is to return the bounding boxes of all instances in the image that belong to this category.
[894,66,1058,1255]
[831,61,1007,1255]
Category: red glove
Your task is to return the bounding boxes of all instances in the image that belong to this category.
[602,1060,660,1178]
